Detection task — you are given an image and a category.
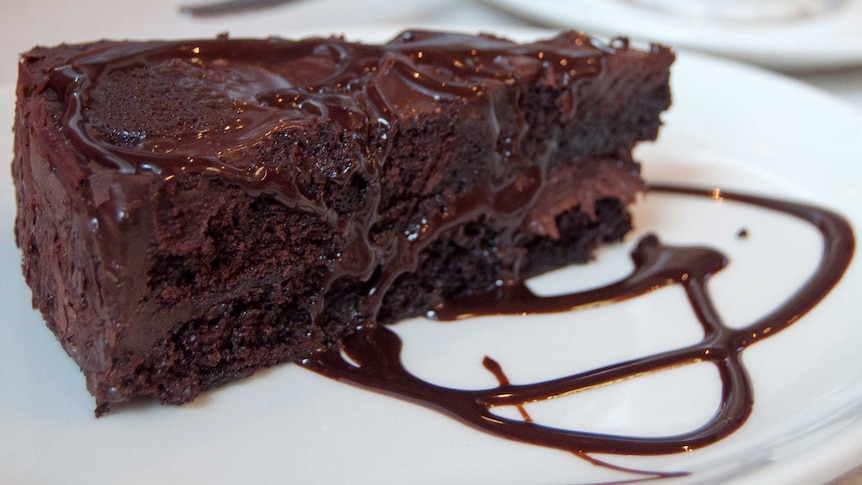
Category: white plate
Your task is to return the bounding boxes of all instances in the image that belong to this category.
[2,28,862,485]
[486,0,862,71]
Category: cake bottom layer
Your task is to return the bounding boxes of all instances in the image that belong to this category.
[98,197,632,414]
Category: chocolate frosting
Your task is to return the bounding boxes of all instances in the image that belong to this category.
[42,31,617,179]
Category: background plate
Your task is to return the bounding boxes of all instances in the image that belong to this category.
[486,0,862,71]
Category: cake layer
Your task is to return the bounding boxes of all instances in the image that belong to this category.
[13,30,673,414]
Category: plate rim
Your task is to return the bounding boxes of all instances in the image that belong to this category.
[483,0,862,71]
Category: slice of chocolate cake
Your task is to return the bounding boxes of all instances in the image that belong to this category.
[12,30,673,415]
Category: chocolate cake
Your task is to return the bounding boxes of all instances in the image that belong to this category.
[12,30,674,415]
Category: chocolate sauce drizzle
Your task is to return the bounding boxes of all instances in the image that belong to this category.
[302,184,855,461]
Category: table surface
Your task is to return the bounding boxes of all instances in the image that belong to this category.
[1,1,860,483]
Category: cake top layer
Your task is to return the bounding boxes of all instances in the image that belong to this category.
[25,31,666,183]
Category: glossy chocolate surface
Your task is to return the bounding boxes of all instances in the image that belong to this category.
[44,31,617,178]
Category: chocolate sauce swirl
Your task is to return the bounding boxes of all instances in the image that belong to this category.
[302,184,855,458]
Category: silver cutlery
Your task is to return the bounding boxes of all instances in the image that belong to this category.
[180,0,300,17]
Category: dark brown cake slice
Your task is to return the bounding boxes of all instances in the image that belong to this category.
[12,30,673,415]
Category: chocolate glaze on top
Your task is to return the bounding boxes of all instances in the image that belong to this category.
[302,184,855,458]
[43,31,614,181]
